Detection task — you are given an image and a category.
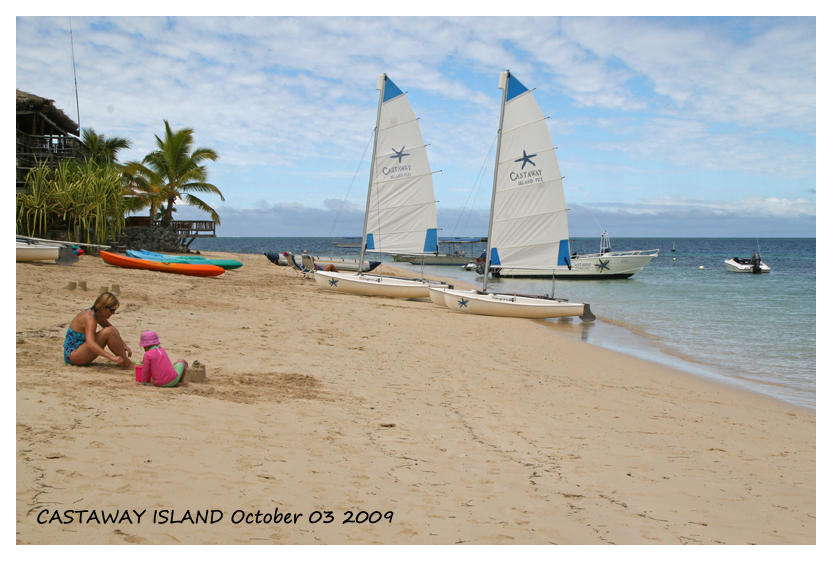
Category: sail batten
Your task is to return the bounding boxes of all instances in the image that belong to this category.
[378,117,421,132]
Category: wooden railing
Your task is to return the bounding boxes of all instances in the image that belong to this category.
[124,217,216,248]
[16,131,85,190]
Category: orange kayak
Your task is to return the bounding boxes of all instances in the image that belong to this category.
[100,251,225,277]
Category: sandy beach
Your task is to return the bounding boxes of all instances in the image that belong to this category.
[15,251,815,544]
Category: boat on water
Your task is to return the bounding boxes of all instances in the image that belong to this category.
[314,73,448,299]
[332,237,362,248]
[725,252,771,273]
[491,230,658,279]
[101,251,225,277]
[392,238,488,266]
[16,240,62,262]
[126,249,243,270]
[430,70,593,320]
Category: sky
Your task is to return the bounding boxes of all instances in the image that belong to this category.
[14,14,818,238]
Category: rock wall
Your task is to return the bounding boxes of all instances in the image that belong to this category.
[116,225,184,251]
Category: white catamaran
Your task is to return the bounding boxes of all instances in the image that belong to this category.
[430,71,593,320]
[313,74,447,299]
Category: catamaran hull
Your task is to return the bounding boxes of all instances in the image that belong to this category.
[434,288,588,319]
[314,258,381,272]
[16,242,61,262]
[494,251,658,279]
[428,286,449,306]
[314,270,435,299]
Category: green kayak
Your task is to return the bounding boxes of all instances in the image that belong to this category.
[127,250,243,270]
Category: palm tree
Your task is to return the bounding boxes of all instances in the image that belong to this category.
[121,161,163,218]
[136,120,224,226]
[82,128,132,164]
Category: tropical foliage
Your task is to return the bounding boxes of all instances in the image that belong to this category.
[16,159,126,245]
[125,120,224,226]
[82,128,131,164]
[16,121,222,245]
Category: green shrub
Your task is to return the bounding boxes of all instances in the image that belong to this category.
[16,159,127,246]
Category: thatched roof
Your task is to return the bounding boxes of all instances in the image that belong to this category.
[16,89,79,136]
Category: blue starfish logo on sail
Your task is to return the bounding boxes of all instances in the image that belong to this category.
[515,149,537,169]
[391,146,410,163]
[383,146,413,177]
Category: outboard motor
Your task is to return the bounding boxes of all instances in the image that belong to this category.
[751,251,762,274]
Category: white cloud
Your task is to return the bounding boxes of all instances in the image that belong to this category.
[590,195,815,218]
[16,16,816,233]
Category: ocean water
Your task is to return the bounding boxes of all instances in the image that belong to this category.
[192,236,816,409]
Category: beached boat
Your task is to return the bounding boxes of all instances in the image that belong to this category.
[430,71,592,320]
[264,251,378,272]
[725,252,771,273]
[101,251,225,277]
[314,74,448,298]
[310,256,381,273]
[16,240,62,262]
[126,249,243,270]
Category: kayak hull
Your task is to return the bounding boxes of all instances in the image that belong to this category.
[101,251,225,277]
[126,249,243,270]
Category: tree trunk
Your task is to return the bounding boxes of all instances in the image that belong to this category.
[160,196,176,226]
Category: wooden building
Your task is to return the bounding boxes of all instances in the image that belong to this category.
[16,89,84,192]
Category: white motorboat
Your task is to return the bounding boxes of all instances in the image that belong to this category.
[430,71,592,320]
[489,231,658,279]
[314,73,447,298]
[725,252,771,273]
[393,238,487,266]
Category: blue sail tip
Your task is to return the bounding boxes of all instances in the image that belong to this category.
[383,77,404,102]
[505,73,528,101]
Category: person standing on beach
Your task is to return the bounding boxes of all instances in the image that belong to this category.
[63,291,132,368]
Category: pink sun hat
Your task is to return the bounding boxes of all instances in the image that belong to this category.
[139,331,160,347]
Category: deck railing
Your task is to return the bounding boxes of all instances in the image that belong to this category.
[16,131,85,190]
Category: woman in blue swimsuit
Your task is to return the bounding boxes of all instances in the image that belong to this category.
[64,291,132,368]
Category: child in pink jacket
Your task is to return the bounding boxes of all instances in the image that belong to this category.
[138,331,188,387]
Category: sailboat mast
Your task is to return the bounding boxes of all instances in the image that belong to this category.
[357,74,387,272]
[482,70,510,293]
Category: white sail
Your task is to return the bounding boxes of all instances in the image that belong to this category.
[363,76,438,256]
[488,72,571,271]
[314,74,447,299]
[427,70,592,320]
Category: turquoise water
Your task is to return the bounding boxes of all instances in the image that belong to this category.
[193,237,816,409]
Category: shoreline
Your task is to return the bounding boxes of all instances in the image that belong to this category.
[16,251,815,544]
[386,259,815,410]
